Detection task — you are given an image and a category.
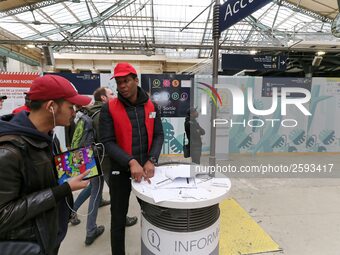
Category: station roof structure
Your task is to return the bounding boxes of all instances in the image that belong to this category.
[0,0,338,57]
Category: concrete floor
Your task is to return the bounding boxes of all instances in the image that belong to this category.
[60,154,340,255]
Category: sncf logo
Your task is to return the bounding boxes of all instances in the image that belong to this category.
[199,83,311,116]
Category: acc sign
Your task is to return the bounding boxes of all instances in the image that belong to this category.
[219,0,272,32]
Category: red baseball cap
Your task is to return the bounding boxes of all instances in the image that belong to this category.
[111,62,137,79]
[27,75,92,106]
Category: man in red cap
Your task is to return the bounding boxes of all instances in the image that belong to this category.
[100,62,164,254]
[0,74,92,255]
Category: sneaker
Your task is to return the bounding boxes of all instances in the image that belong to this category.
[126,216,138,227]
[85,225,105,245]
[69,212,81,226]
[99,199,110,208]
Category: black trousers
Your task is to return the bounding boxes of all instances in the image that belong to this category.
[109,171,131,255]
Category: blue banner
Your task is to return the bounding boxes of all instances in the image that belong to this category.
[219,0,272,32]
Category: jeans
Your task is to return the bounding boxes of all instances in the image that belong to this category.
[73,176,104,237]
[86,176,104,237]
[73,183,92,211]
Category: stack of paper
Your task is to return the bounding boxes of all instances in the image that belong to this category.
[161,165,192,180]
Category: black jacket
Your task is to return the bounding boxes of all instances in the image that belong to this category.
[185,117,205,146]
[99,87,164,172]
[0,111,71,254]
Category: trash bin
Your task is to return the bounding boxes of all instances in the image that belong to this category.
[131,164,231,255]
[140,201,220,255]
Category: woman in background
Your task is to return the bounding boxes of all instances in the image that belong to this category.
[184,107,205,164]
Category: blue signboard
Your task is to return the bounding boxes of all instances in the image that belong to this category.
[45,72,100,95]
[219,0,272,32]
[221,53,287,71]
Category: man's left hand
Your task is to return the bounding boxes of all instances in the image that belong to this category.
[143,160,155,183]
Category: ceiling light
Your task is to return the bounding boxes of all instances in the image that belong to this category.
[26,44,35,48]
[249,50,257,55]
[177,48,184,52]
[316,51,326,56]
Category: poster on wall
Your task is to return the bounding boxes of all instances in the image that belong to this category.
[141,74,193,117]
[0,72,39,115]
[306,78,340,152]
[46,72,100,96]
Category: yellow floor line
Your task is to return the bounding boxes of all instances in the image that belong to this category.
[219,198,281,255]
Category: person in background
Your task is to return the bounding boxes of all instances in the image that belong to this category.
[12,93,31,114]
[0,95,7,110]
[66,88,104,246]
[99,62,164,255]
[184,107,205,164]
[0,74,92,255]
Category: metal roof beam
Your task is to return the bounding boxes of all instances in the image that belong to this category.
[151,0,155,44]
[60,0,137,42]
[0,0,74,17]
[61,2,81,22]
[198,3,213,58]
[11,15,51,41]
[245,15,286,45]
[24,0,135,40]
[279,0,332,23]
[3,38,340,52]
[0,47,40,66]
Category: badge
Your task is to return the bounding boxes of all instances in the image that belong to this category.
[149,112,156,118]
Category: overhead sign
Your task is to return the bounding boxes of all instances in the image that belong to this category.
[46,72,100,95]
[221,54,287,71]
[219,0,272,32]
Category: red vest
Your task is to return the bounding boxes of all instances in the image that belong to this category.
[108,98,155,156]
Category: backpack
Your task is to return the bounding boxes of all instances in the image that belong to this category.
[71,110,100,148]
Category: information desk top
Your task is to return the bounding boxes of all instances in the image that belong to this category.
[131,164,231,209]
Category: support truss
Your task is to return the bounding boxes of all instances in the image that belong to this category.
[0,0,75,17]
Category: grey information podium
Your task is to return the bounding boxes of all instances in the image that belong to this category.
[132,164,231,255]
